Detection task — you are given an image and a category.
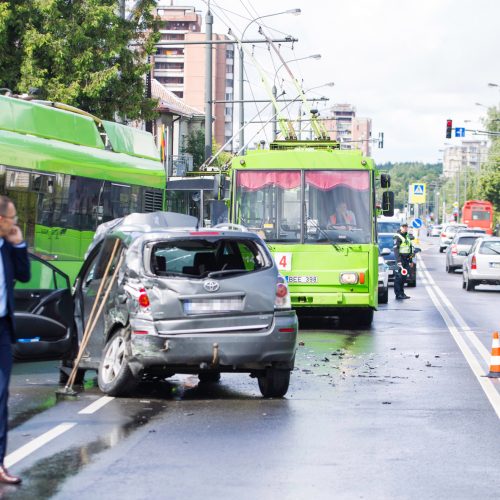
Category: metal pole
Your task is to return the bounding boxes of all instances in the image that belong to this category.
[204,8,213,161]
[239,45,244,153]
[271,85,277,142]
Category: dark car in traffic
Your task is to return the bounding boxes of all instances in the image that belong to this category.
[377,232,419,287]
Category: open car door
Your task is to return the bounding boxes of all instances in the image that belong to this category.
[13,253,76,362]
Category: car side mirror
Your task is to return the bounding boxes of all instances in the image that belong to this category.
[381,247,391,256]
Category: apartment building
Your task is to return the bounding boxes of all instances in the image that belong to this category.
[442,140,489,177]
[322,104,372,156]
[154,3,234,148]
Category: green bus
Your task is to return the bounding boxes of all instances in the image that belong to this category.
[228,140,393,327]
[0,93,165,280]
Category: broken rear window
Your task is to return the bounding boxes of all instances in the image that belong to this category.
[150,238,271,278]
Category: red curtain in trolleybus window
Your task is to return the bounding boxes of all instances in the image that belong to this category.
[305,171,370,191]
[236,171,370,191]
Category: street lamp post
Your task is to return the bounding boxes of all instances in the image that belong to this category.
[238,8,301,151]
[271,54,322,141]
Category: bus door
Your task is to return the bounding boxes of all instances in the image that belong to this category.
[13,254,76,362]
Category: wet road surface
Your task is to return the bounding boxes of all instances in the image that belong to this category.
[2,235,500,499]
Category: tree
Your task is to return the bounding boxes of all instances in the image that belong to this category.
[0,0,159,121]
[182,129,205,170]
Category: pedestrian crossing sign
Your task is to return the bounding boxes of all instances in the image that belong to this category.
[409,183,426,203]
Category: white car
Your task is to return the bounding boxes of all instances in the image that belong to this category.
[378,256,389,304]
[439,224,467,253]
[462,237,500,291]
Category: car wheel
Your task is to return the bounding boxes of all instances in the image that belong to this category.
[257,368,291,398]
[462,277,466,289]
[465,276,476,291]
[198,372,221,383]
[378,287,389,304]
[446,263,454,273]
[98,327,138,396]
[439,247,444,253]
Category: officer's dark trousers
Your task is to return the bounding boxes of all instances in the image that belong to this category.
[0,319,13,464]
[394,263,409,298]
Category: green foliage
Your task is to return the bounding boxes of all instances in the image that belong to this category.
[182,129,205,170]
[377,162,442,209]
[0,0,159,121]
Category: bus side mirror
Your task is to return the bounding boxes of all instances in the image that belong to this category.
[381,173,391,188]
[382,191,394,217]
[213,174,226,200]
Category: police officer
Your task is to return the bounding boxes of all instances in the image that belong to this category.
[393,223,413,300]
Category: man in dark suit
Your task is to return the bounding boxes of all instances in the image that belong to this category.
[0,196,30,484]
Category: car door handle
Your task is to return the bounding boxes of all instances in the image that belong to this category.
[30,292,41,299]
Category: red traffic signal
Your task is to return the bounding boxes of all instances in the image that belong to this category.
[446,119,453,139]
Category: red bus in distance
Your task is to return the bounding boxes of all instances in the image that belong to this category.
[461,200,494,235]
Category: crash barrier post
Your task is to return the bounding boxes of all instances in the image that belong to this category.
[487,331,500,378]
[57,239,123,395]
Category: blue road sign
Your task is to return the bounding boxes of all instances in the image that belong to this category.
[413,184,424,195]
[412,218,423,229]
[455,127,465,137]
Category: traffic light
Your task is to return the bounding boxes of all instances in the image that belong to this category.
[378,132,384,148]
[446,119,453,139]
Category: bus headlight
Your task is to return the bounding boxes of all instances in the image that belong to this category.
[339,272,359,285]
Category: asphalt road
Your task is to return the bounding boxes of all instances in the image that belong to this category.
[2,234,500,500]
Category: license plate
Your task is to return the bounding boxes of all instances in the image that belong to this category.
[286,275,318,284]
[183,297,243,314]
[490,262,500,269]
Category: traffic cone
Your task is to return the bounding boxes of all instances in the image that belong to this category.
[487,332,500,378]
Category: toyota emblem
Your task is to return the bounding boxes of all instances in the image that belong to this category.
[203,280,220,292]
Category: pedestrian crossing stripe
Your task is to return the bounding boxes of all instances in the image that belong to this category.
[413,184,424,195]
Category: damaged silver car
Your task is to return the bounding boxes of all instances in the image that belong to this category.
[64,212,298,398]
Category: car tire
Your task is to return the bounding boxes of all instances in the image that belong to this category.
[378,287,389,304]
[446,263,454,273]
[257,368,291,398]
[462,277,466,289]
[198,372,221,383]
[98,327,138,396]
[439,247,444,253]
[465,276,476,291]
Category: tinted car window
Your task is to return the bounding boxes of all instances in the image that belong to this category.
[479,241,500,255]
[378,235,394,250]
[457,236,480,245]
[377,222,400,234]
[151,238,270,277]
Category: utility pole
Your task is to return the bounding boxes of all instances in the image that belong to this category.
[204,6,213,161]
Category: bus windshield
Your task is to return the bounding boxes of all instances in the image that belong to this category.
[234,170,372,244]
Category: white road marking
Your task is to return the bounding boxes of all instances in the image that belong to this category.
[4,422,77,468]
[78,396,115,415]
[418,255,500,419]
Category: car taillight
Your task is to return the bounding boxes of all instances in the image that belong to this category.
[138,288,150,308]
[471,256,477,270]
[441,233,446,237]
[451,244,457,255]
[275,278,291,310]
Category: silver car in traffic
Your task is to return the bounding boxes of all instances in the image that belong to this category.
[73,212,298,397]
[445,232,485,273]
[462,237,500,291]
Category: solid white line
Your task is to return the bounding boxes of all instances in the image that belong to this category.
[78,396,115,415]
[418,256,500,419]
[4,422,77,468]
[418,257,491,363]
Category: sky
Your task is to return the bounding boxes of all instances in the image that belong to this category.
[156,0,500,164]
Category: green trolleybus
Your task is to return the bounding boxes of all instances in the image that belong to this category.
[0,94,166,281]
[228,140,393,327]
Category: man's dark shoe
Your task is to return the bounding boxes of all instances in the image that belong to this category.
[402,294,411,299]
[0,465,22,484]
[395,295,404,300]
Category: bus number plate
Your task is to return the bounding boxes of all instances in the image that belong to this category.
[286,276,318,284]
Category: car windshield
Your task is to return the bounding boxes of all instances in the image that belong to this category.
[234,170,372,244]
[479,240,500,255]
[377,221,401,234]
[150,238,271,278]
[378,234,394,251]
